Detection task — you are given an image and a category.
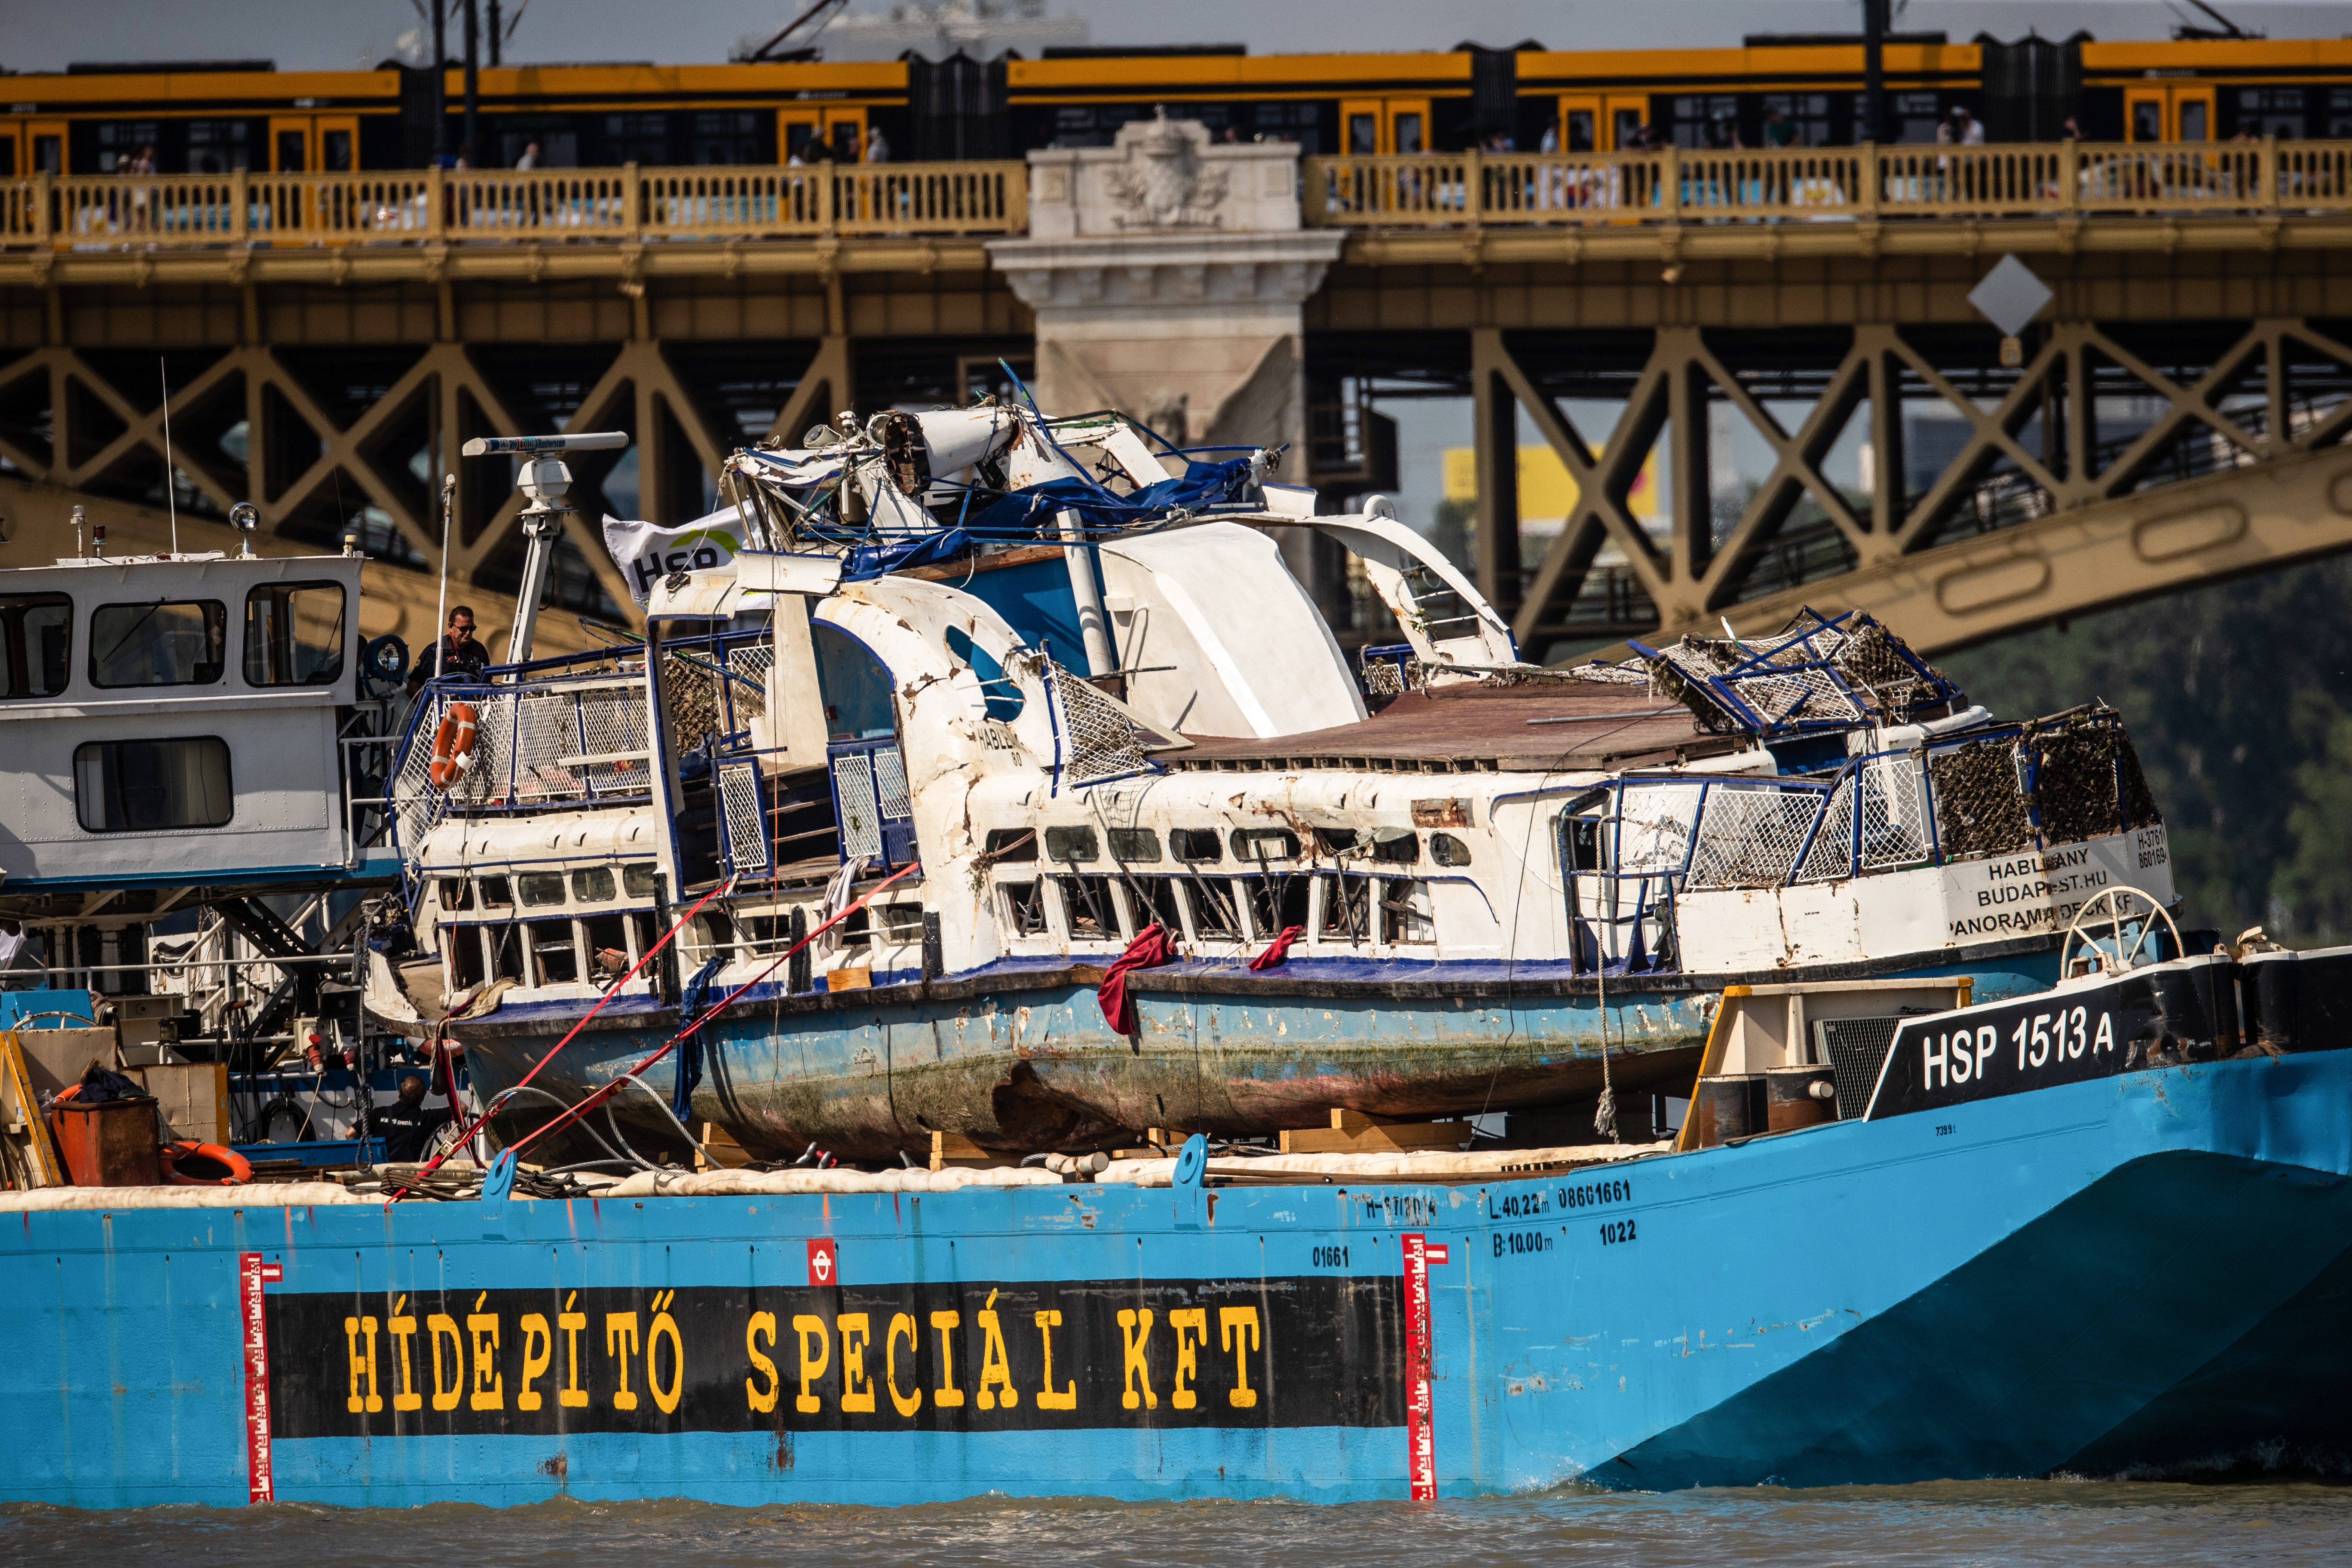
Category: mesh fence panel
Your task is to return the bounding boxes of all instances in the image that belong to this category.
[1930,736,2035,860]
[577,686,652,797]
[1724,666,1865,727]
[1684,786,1825,889]
[1617,785,1699,874]
[510,692,582,804]
[390,696,447,853]
[1053,662,1152,787]
[873,747,913,819]
[664,652,725,754]
[1796,772,1859,882]
[458,692,515,806]
[1859,755,1934,868]
[719,761,769,873]
[834,752,882,861]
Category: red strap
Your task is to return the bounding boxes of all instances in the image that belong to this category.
[1249,924,1304,971]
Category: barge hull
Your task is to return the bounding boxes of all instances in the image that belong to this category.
[5,1047,2347,1506]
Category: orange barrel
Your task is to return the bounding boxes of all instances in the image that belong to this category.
[48,1097,162,1186]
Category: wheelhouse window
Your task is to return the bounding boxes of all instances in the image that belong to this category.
[242,582,346,687]
[74,737,233,832]
[91,599,226,688]
[0,593,72,699]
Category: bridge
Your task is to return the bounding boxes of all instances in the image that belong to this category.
[1,131,2348,662]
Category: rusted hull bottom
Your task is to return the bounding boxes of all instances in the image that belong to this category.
[457,954,2040,1158]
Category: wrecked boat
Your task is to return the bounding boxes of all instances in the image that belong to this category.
[383,395,2181,1160]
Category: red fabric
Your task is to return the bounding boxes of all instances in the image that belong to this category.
[1097,922,1173,1035]
[1250,924,1305,971]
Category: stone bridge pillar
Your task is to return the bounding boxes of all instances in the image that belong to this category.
[989,112,1344,601]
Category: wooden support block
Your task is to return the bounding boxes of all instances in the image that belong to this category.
[1279,1119,1468,1155]
[697,1122,756,1170]
[826,968,872,993]
[930,1130,990,1172]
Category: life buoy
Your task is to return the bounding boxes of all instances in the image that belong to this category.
[426,701,478,788]
[160,1141,252,1186]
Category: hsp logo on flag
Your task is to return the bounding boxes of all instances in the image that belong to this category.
[601,507,745,605]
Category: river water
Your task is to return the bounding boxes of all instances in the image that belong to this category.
[8,1482,2351,1566]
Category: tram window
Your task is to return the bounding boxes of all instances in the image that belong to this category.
[1231,828,1299,863]
[1564,110,1594,153]
[91,599,226,688]
[322,129,353,172]
[95,121,159,174]
[187,119,250,175]
[1395,113,1424,156]
[1613,108,1644,150]
[73,737,232,832]
[0,134,13,179]
[1761,93,1831,148]
[1044,826,1100,864]
[1170,828,1223,864]
[276,131,306,173]
[1893,92,1942,144]
[1671,95,1739,150]
[2179,101,2209,142]
[622,862,658,899]
[2133,101,2163,143]
[1348,113,1378,155]
[1108,827,1161,863]
[2331,89,2352,140]
[572,866,616,902]
[2240,89,2307,140]
[33,134,62,176]
[518,872,567,907]
[242,582,346,687]
[0,593,72,698]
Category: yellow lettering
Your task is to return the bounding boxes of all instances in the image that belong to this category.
[1168,1308,1207,1411]
[1118,1308,1157,1410]
[975,1307,1019,1412]
[389,1299,421,1412]
[792,1313,831,1414]
[885,1312,922,1418]
[929,1311,966,1408]
[1219,1306,1261,1409]
[467,1299,504,1412]
[517,1314,551,1412]
[1033,1309,1076,1410]
[746,1312,780,1414]
[426,1312,464,1412]
[343,1314,382,1413]
[646,1299,684,1415]
[557,1296,588,1409]
[838,1313,876,1414]
[606,1313,641,1410]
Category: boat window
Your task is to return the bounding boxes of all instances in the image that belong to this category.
[1108,827,1161,863]
[1185,877,1243,940]
[478,875,514,909]
[1044,826,1100,864]
[1059,875,1119,940]
[1231,828,1299,863]
[983,828,1037,862]
[1001,880,1050,937]
[0,593,72,699]
[437,877,472,910]
[622,862,658,899]
[242,581,346,687]
[685,910,735,965]
[1170,828,1222,864]
[530,920,580,984]
[1320,872,1373,943]
[1314,827,1362,856]
[449,925,487,991]
[572,867,616,902]
[875,903,925,944]
[518,872,567,907]
[1244,872,1311,937]
[487,923,526,983]
[1565,816,1609,872]
[1128,876,1184,934]
[582,913,628,980]
[814,622,898,741]
[1430,833,1473,867]
[89,599,226,688]
[1372,830,1421,865]
[1384,879,1436,944]
[73,737,233,832]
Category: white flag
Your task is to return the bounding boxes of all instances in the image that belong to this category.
[601,505,746,606]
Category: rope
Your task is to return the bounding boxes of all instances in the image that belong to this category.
[495,862,923,1170]
[387,874,738,1200]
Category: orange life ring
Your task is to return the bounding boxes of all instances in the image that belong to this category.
[426,701,478,789]
[160,1141,252,1186]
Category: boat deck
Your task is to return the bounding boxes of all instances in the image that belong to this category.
[1170,679,1734,773]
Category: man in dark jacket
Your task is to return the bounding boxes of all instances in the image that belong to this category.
[374,1074,450,1163]
[406,605,489,695]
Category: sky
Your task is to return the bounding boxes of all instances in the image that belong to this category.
[3,1,2348,73]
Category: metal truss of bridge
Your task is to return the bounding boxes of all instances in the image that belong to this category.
[3,139,2352,660]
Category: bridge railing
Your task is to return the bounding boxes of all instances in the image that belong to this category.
[0,159,1028,248]
[1302,138,2352,228]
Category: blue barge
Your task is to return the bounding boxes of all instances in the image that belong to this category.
[7,943,2347,1506]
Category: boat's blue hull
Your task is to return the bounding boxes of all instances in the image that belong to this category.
[7,1037,2351,1507]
